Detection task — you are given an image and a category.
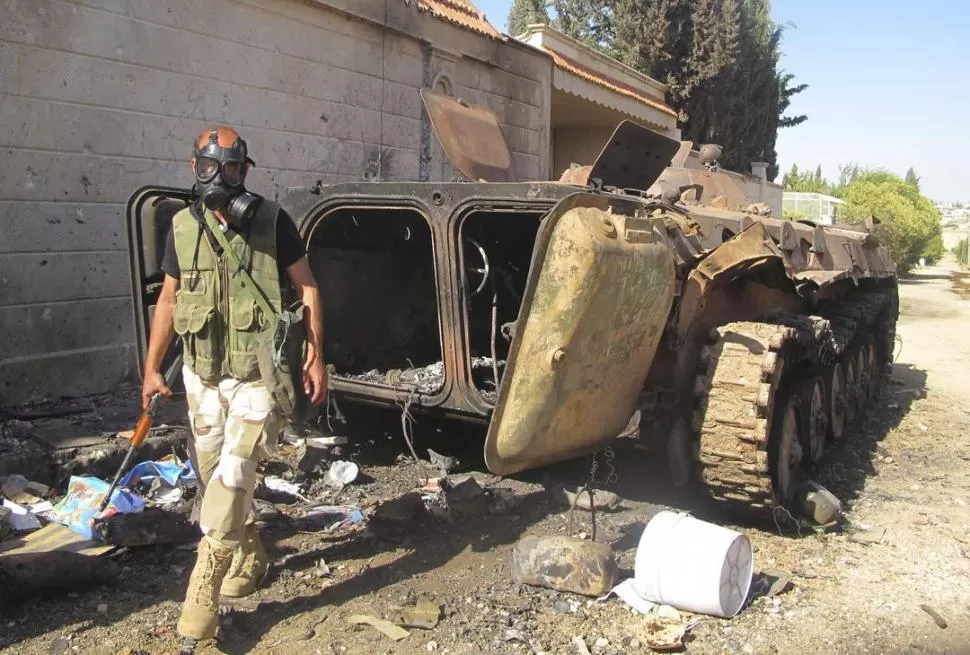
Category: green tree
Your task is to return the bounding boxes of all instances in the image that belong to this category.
[921,232,945,264]
[551,0,614,50]
[508,0,550,37]
[781,162,830,193]
[559,0,806,181]
[953,238,969,265]
[905,167,921,192]
[839,170,943,273]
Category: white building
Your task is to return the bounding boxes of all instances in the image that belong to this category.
[783,192,845,225]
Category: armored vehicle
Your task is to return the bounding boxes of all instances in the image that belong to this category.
[127,91,898,522]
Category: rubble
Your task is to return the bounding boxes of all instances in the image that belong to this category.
[444,476,487,516]
[562,487,622,512]
[0,550,121,604]
[798,481,842,526]
[96,506,200,547]
[511,535,619,597]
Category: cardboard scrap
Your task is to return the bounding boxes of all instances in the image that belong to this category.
[347,614,410,641]
[395,599,442,629]
[0,522,113,557]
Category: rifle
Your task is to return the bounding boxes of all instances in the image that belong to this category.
[97,349,184,514]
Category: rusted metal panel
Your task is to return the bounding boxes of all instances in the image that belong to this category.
[484,194,676,476]
[420,89,516,183]
[586,120,682,192]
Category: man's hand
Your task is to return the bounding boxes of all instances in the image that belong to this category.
[302,347,328,405]
[142,274,179,411]
[141,370,173,411]
[286,255,327,406]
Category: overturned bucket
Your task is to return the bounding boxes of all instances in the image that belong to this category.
[633,510,754,618]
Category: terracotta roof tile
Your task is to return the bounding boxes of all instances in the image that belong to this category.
[414,0,504,40]
[542,45,678,118]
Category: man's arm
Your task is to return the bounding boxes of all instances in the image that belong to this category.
[285,257,327,405]
[141,274,180,410]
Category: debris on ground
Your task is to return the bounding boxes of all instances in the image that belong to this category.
[512,535,619,597]
[560,486,622,512]
[920,603,948,629]
[798,480,842,527]
[394,598,442,629]
[0,549,121,603]
[347,613,410,641]
[604,511,754,619]
[325,460,360,489]
[443,475,487,516]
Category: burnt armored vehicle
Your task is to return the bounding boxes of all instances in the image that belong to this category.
[127,91,898,521]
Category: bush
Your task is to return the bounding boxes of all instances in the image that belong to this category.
[838,171,943,274]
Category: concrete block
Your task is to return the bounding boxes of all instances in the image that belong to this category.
[1,0,385,97]
[383,81,423,119]
[0,297,134,359]
[381,114,422,151]
[367,146,420,182]
[382,46,425,89]
[455,58,482,90]
[513,153,541,182]
[0,42,17,92]
[0,202,126,253]
[0,251,130,305]
[10,45,385,134]
[75,0,385,63]
[490,41,552,83]
[0,344,136,406]
[503,125,541,157]
[479,69,543,106]
[0,150,187,204]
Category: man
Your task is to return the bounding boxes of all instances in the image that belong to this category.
[141,126,326,645]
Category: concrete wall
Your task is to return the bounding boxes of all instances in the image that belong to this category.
[0,0,552,406]
[552,125,614,177]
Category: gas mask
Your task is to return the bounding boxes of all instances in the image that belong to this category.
[193,129,262,227]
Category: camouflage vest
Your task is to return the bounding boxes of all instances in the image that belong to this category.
[171,202,282,383]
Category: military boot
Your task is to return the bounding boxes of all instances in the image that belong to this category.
[177,535,234,640]
[220,522,268,597]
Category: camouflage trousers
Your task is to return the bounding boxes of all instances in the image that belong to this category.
[183,365,279,548]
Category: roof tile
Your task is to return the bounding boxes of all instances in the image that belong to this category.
[414,0,504,40]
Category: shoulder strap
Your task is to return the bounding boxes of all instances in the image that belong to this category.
[202,209,279,321]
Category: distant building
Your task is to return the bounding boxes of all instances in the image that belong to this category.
[782,192,845,225]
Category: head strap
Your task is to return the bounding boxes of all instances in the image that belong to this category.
[193,128,256,166]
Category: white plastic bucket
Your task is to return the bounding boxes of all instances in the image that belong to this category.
[633,510,754,618]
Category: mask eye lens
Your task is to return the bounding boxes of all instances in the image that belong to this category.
[196,157,220,181]
[221,162,244,186]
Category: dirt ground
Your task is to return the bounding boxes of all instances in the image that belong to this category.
[3,257,970,655]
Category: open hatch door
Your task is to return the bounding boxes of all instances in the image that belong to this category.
[484,193,677,476]
[587,120,682,191]
[126,185,194,385]
[420,88,516,183]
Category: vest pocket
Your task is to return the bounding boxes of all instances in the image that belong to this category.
[229,296,260,331]
[228,297,264,380]
[180,271,208,296]
[173,303,220,380]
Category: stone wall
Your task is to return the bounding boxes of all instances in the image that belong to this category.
[0,0,552,405]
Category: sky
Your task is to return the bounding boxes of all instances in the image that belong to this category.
[472,0,969,203]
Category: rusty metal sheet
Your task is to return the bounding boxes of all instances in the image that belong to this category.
[587,120,682,192]
[420,89,516,183]
[484,194,677,476]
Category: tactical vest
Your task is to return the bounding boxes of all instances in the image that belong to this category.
[171,202,282,383]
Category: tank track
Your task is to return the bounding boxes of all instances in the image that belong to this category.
[691,287,896,519]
